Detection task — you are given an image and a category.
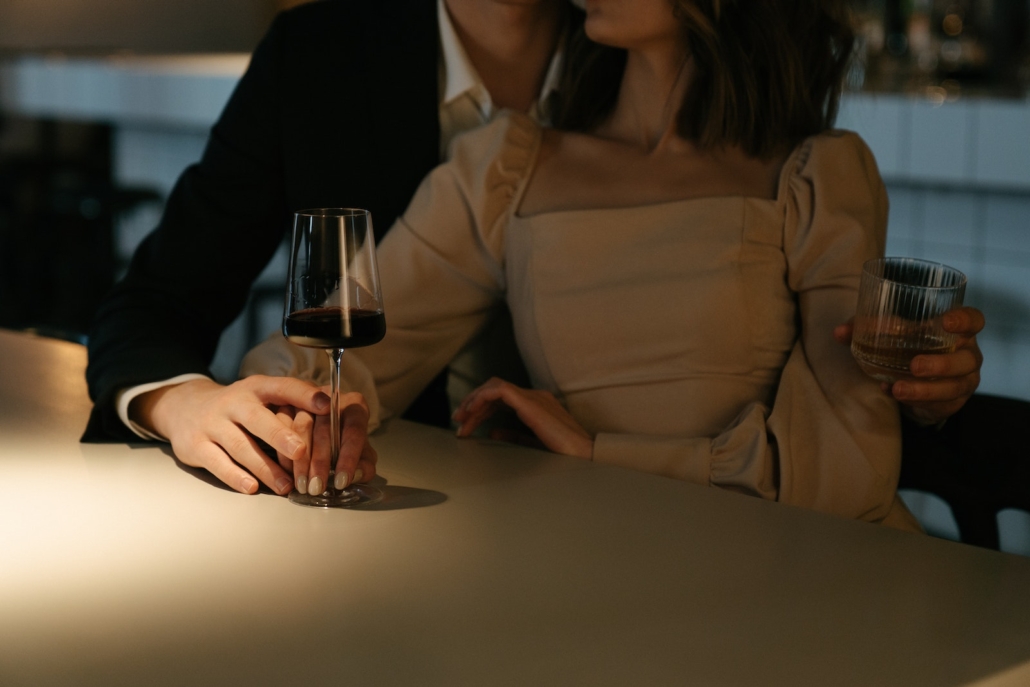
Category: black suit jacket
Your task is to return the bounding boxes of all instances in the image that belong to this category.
[84,0,442,441]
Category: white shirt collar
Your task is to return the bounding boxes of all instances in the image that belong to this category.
[438,0,488,110]
[437,0,563,120]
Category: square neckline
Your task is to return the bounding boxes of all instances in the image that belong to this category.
[509,117,806,221]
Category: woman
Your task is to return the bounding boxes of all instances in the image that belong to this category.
[243,0,922,529]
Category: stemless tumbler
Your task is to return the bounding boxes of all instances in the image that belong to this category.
[851,257,967,383]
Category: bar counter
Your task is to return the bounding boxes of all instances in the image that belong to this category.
[1,328,1030,686]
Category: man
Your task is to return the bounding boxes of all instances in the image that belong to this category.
[85,0,984,498]
[85,0,568,495]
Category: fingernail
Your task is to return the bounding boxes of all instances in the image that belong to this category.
[275,476,292,495]
[308,476,323,496]
[296,475,308,494]
[286,438,304,457]
[334,472,349,490]
[353,468,364,483]
[314,393,330,411]
[241,477,258,493]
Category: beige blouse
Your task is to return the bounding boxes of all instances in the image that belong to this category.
[242,112,920,532]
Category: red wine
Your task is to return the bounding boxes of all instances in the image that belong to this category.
[284,307,386,349]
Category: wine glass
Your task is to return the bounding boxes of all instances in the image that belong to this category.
[283,208,385,508]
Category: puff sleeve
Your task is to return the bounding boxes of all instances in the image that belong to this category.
[240,113,541,427]
[592,132,919,531]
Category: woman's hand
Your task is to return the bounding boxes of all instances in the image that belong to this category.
[453,377,594,459]
[130,376,331,495]
[271,391,378,496]
[835,306,985,425]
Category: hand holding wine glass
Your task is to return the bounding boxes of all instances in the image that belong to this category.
[283,208,386,508]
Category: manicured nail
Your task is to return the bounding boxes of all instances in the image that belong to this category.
[241,477,258,493]
[296,475,308,494]
[275,476,292,495]
[314,393,330,411]
[335,472,349,490]
[353,468,364,483]
[308,476,323,496]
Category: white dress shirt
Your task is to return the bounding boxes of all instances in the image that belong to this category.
[116,0,564,439]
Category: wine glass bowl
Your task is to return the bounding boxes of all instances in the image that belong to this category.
[283,208,385,508]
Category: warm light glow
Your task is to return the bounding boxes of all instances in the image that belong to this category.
[942,14,963,37]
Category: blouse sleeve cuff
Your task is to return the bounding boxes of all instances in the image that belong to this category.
[591,403,777,501]
[115,373,211,441]
[592,433,713,486]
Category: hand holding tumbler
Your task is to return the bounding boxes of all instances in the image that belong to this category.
[851,257,967,384]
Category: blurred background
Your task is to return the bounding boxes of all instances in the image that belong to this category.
[0,0,1028,544]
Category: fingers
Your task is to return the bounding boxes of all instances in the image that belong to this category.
[892,347,979,426]
[295,393,373,495]
[909,347,981,379]
[892,373,978,404]
[455,378,594,459]
[306,414,332,496]
[833,317,855,345]
[210,422,294,496]
[156,377,375,498]
[242,375,332,415]
[333,397,371,490]
[289,409,314,495]
[152,377,335,497]
[943,306,986,337]
[353,441,379,485]
[184,440,261,494]
[273,405,296,472]
[229,400,309,469]
[453,379,507,438]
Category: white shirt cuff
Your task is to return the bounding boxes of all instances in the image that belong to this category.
[116,373,211,441]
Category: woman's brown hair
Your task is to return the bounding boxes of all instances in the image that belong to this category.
[554,0,856,158]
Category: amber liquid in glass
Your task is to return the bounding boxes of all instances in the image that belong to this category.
[851,331,955,382]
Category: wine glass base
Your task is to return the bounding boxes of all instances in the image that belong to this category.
[288,483,383,508]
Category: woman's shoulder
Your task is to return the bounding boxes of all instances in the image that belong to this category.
[782,129,882,189]
[441,112,545,226]
[779,129,888,274]
[445,111,543,171]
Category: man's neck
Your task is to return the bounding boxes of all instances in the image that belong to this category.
[444,0,565,112]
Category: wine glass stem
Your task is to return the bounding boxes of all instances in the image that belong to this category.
[326,347,344,493]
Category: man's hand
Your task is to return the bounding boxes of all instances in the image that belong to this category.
[130,376,331,495]
[835,306,985,425]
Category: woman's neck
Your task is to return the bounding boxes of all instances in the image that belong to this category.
[445,0,565,112]
[596,46,693,153]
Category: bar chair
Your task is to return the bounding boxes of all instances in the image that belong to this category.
[900,393,1030,550]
